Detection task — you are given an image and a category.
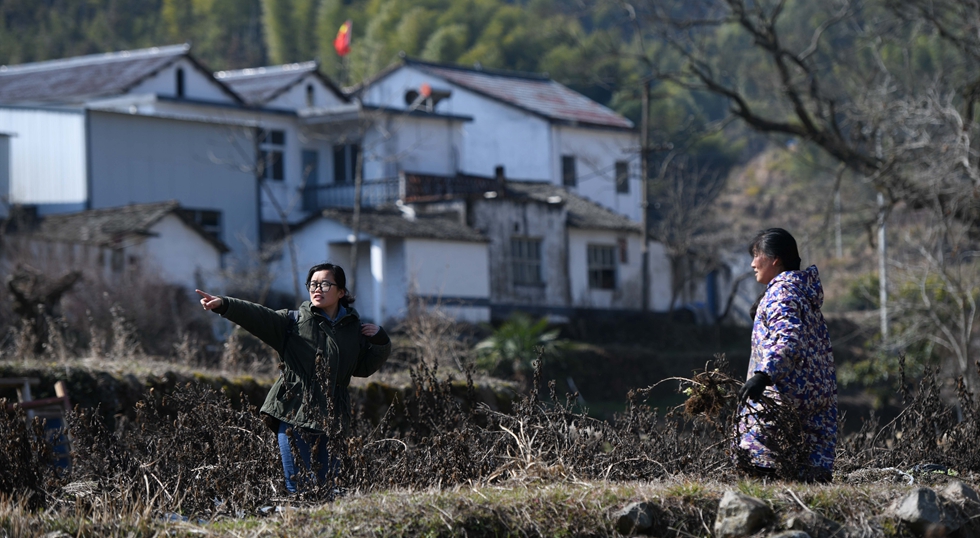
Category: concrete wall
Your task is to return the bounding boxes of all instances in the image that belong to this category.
[553,126,641,222]
[129,57,238,103]
[403,238,489,322]
[567,228,644,309]
[647,240,673,312]
[86,111,259,259]
[145,214,223,289]
[359,67,553,181]
[0,134,8,218]
[266,75,346,110]
[469,197,569,308]
[361,114,460,180]
[0,107,87,209]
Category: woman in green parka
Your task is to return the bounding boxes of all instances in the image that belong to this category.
[196,262,391,493]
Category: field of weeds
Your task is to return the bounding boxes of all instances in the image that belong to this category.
[0,278,978,536]
[2,350,980,537]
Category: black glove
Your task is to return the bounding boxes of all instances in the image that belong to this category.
[738,372,771,405]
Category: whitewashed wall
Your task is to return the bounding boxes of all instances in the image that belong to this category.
[266,75,345,110]
[0,107,87,209]
[403,238,489,322]
[86,111,259,259]
[129,57,238,103]
[567,229,644,309]
[0,134,9,218]
[469,198,569,308]
[359,67,553,181]
[145,214,223,289]
[553,126,641,222]
[269,217,347,297]
[647,240,673,312]
[361,114,461,180]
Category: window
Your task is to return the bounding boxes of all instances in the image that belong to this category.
[176,68,185,98]
[110,249,124,273]
[333,143,360,183]
[178,208,222,241]
[511,237,543,286]
[306,84,315,107]
[562,155,576,187]
[587,244,617,289]
[615,161,629,193]
[257,129,285,181]
[301,149,319,211]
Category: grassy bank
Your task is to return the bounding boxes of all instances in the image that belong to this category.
[3,477,976,537]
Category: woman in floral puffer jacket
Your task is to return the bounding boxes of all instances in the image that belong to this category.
[736,228,837,482]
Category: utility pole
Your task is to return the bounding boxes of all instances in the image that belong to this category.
[875,129,888,341]
[878,191,888,340]
[349,148,364,296]
[640,78,650,312]
[834,188,842,258]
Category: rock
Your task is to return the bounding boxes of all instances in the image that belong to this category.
[612,501,658,535]
[888,487,964,536]
[784,509,843,538]
[714,490,773,538]
[940,481,979,507]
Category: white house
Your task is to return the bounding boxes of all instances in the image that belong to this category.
[273,207,490,323]
[4,201,227,290]
[354,57,643,222]
[0,45,367,261]
[0,45,675,324]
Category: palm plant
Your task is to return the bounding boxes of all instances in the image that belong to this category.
[474,312,567,383]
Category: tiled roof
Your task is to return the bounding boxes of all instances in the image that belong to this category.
[0,44,218,105]
[216,61,347,106]
[403,58,634,130]
[504,180,641,233]
[316,207,487,243]
[30,201,229,252]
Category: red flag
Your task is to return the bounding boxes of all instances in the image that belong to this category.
[334,20,352,57]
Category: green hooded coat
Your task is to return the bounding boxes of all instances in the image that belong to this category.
[217,297,391,432]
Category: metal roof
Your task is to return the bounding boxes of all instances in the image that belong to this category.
[29,200,230,252]
[402,58,634,130]
[216,61,348,106]
[0,44,241,105]
[314,207,487,243]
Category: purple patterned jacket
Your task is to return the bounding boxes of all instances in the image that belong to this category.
[739,265,837,470]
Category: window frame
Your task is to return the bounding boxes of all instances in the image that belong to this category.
[332,143,361,184]
[177,208,223,242]
[615,160,629,194]
[301,149,320,211]
[257,128,286,181]
[562,155,576,187]
[510,236,544,287]
[587,243,617,290]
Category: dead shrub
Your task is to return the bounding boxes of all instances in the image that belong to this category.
[0,351,979,519]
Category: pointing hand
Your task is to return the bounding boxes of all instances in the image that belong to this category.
[195,289,223,311]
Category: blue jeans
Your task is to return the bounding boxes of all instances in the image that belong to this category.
[277,421,334,493]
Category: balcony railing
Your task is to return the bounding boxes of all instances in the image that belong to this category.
[302,173,502,210]
[303,178,401,210]
[403,173,499,202]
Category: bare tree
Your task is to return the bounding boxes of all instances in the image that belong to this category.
[649,151,730,314]
[614,0,980,388]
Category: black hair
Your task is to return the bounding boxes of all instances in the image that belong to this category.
[306,262,355,307]
[748,228,802,271]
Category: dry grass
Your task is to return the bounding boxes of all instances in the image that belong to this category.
[2,278,980,536]
[3,478,976,537]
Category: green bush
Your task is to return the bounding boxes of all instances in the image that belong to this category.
[474,312,568,381]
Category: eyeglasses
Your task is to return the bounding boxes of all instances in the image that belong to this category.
[307,280,337,292]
